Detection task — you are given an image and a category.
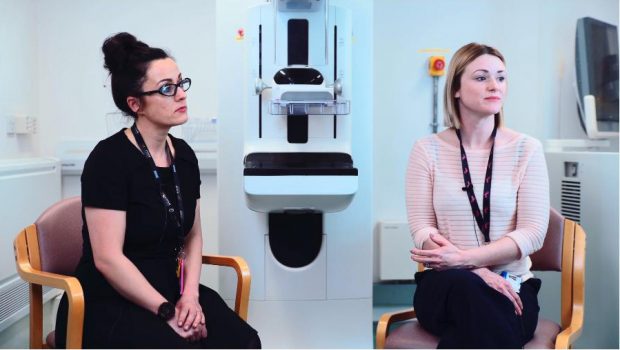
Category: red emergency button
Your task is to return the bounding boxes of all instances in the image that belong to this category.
[429,56,446,77]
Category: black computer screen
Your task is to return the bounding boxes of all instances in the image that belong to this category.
[575,17,619,129]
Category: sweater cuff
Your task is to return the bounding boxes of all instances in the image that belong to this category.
[413,227,440,250]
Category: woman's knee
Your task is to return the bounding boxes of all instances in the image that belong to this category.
[439,269,487,293]
[198,284,227,306]
[246,330,261,349]
[440,269,515,317]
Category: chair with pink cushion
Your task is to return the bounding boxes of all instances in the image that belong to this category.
[14,196,252,349]
[376,208,586,349]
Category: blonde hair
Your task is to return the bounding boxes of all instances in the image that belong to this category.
[443,43,505,129]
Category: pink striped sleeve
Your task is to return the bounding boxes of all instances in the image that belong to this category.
[406,139,439,249]
[505,139,550,256]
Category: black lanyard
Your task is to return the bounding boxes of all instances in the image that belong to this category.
[130,124,186,251]
[455,124,497,243]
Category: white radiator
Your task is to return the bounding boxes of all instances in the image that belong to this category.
[0,157,61,332]
[545,150,619,347]
[378,222,417,281]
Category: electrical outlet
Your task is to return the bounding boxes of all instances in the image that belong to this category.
[6,115,37,135]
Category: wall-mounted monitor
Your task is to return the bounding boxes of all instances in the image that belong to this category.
[575,17,619,139]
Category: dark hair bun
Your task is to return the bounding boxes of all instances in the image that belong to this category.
[102,32,150,74]
[101,32,169,117]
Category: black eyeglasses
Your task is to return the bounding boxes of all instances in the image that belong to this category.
[139,77,191,97]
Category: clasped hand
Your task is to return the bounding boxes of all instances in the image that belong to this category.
[472,267,523,315]
[410,234,523,315]
[168,293,207,342]
[410,233,470,270]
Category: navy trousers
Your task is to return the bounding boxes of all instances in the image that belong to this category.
[413,269,541,349]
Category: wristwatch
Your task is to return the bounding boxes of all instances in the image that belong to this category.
[157,301,175,321]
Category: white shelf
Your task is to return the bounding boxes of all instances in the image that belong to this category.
[269,100,350,115]
[244,175,357,212]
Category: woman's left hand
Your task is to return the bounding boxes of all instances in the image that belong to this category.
[176,292,206,332]
[410,233,471,270]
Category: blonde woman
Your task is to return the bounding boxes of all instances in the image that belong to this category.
[406,43,549,348]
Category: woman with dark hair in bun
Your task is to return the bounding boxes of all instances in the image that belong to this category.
[54,32,261,348]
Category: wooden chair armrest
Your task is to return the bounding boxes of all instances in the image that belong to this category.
[555,305,584,349]
[14,232,84,349]
[202,255,251,321]
[375,308,416,349]
[556,226,586,349]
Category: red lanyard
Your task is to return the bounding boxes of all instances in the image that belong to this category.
[455,124,497,243]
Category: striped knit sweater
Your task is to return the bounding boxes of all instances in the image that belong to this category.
[406,130,550,279]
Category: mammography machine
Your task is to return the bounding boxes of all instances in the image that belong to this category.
[218,0,371,347]
[244,0,357,267]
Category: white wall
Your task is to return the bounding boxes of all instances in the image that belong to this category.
[0,0,38,158]
[372,0,619,280]
[33,0,218,153]
[215,0,264,300]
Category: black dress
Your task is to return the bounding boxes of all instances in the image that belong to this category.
[55,130,259,348]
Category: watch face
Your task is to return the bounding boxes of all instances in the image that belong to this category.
[158,302,175,321]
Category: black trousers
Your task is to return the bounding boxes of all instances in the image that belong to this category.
[413,269,541,349]
[55,285,261,349]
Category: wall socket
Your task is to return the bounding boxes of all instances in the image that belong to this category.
[6,115,37,135]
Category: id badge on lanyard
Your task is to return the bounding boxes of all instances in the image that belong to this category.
[176,249,186,295]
